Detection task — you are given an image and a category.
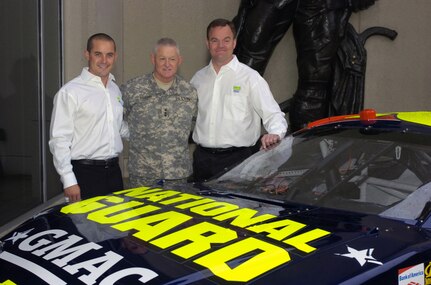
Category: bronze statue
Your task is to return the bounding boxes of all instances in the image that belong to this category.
[233,0,390,131]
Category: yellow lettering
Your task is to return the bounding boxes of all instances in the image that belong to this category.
[61,196,124,214]
[194,237,290,282]
[114,186,163,198]
[87,201,160,224]
[426,261,431,276]
[246,219,306,241]
[0,281,17,285]
[214,208,276,228]
[112,211,191,241]
[191,202,239,216]
[135,190,182,202]
[426,262,431,285]
[116,188,202,204]
[151,222,237,259]
[283,229,331,253]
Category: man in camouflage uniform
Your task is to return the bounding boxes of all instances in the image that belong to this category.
[121,38,198,188]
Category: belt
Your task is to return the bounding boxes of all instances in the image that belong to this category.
[72,157,119,166]
[199,145,249,154]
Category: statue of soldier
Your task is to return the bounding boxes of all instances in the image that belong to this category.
[233,0,377,131]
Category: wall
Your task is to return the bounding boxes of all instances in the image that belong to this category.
[64,0,431,111]
[357,0,431,111]
[63,0,124,83]
[63,0,431,182]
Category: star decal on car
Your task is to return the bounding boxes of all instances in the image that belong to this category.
[335,245,383,266]
[4,228,34,245]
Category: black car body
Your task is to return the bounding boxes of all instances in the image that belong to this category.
[1,110,431,285]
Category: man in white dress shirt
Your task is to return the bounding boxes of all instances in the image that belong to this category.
[49,33,127,202]
[191,18,288,182]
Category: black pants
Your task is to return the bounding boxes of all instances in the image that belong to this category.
[192,145,256,182]
[71,161,124,199]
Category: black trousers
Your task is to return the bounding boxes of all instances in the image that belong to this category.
[192,145,256,182]
[71,161,124,199]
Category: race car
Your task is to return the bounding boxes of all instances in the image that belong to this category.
[1,109,431,285]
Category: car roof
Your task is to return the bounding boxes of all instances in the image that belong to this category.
[306,110,431,130]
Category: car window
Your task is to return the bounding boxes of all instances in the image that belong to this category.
[214,128,431,220]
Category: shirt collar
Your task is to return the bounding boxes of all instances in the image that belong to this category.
[227,55,239,71]
[209,55,239,74]
[81,67,115,84]
[152,73,177,91]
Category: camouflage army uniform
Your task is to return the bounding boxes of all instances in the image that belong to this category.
[122,74,198,188]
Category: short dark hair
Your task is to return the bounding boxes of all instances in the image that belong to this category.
[206,18,237,40]
[86,33,116,52]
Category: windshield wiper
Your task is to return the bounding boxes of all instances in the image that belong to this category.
[197,188,305,209]
[197,189,234,198]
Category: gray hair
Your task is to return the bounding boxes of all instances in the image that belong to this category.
[153,37,180,55]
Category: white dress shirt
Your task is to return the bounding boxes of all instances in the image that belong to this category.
[49,68,126,188]
[191,56,287,148]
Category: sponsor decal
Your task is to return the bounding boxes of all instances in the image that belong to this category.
[425,261,431,285]
[1,186,332,284]
[398,263,424,285]
[63,186,331,282]
[233,86,241,93]
[335,245,383,266]
[0,228,158,285]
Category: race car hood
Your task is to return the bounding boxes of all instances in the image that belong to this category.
[0,185,429,285]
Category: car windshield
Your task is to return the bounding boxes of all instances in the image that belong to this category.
[210,126,431,221]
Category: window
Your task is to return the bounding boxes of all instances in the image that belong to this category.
[0,0,63,226]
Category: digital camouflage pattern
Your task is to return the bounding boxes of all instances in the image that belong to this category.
[122,74,197,187]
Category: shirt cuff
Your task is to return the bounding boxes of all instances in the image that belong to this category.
[61,172,78,189]
[273,130,286,139]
